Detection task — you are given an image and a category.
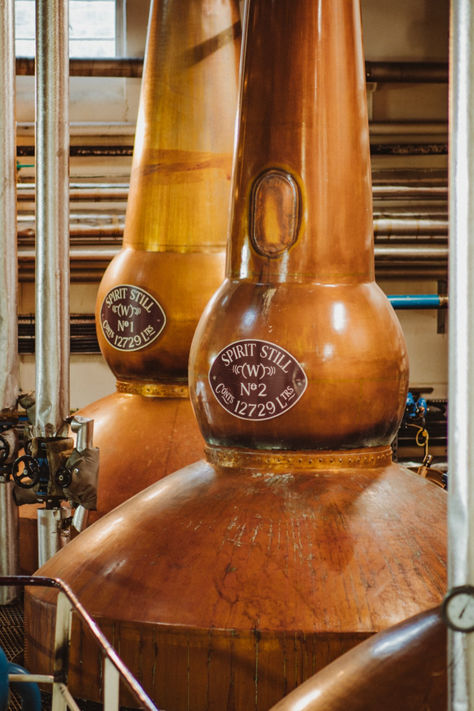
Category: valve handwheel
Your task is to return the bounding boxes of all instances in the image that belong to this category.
[11,454,40,488]
[55,466,72,488]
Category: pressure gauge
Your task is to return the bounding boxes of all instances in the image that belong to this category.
[442,586,474,632]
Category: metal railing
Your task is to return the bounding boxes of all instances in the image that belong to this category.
[0,575,160,711]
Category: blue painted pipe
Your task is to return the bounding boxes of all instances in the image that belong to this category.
[0,647,41,711]
[8,663,42,711]
[388,294,447,309]
[0,648,8,711]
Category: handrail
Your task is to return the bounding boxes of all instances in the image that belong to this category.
[0,575,160,711]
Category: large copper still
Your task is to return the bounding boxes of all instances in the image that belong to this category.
[270,607,446,711]
[25,1,446,709]
[75,0,241,518]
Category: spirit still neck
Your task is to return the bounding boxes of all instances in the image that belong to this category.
[227,0,373,284]
[124,0,241,253]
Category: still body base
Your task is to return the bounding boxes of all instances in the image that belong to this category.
[25,446,446,710]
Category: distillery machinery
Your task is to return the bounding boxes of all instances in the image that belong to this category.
[25,0,447,709]
[0,0,20,605]
[6,0,241,577]
[0,0,102,582]
[73,0,241,520]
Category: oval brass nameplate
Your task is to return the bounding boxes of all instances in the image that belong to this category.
[209,338,307,421]
[100,284,166,351]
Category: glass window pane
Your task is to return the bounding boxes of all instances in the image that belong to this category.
[69,2,115,40]
[15,38,35,57]
[69,39,116,57]
[15,1,35,38]
[15,0,117,57]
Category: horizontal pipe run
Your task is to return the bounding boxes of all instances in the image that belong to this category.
[388,294,448,309]
[17,187,129,202]
[365,60,448,83]
[16,244,450,262]
[370,121,448,135]
[373,185,448,199]
[8,675,54,684]
[26,268,438,283]
[370,143,447,156]
[18,121,136,136]
[19,120,447,137]
[18,224,124,239]
[16,56,144,77]
[17,144,133,157]
[21,245,118,260]
[16,183,449,203]
[15,58,449,83]
[375,245,448,259]
[16,221,448,242]
[374,218,448,235]
[15,143,449,158]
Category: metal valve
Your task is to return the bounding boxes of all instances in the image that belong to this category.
[54,466,74,488]
[11,454,41,489]
[68,415,94,453]
[0,435,10,465]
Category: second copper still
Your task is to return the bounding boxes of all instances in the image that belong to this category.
[75,0,240,518]
[25,1,446,709]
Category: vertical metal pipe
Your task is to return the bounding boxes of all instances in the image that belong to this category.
[0,0,18,413]
[37,509,63,568]
[0,483,18,604]
[0,0,19,605]
[35,0,70,437]
[448,1,474,709]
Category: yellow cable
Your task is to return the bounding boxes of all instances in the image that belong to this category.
[407,423,430,459]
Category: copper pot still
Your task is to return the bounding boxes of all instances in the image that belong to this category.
[25,1,446,709]
[74,0,241,518]
[270,607,447,711]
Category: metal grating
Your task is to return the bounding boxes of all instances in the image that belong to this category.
[0,601,24,664]
[0,599,24,711]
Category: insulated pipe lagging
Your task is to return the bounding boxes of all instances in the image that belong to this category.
[35,0,70,437]
[0,0,18,412]
[448,1,474,710]
[0,0,19,607]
